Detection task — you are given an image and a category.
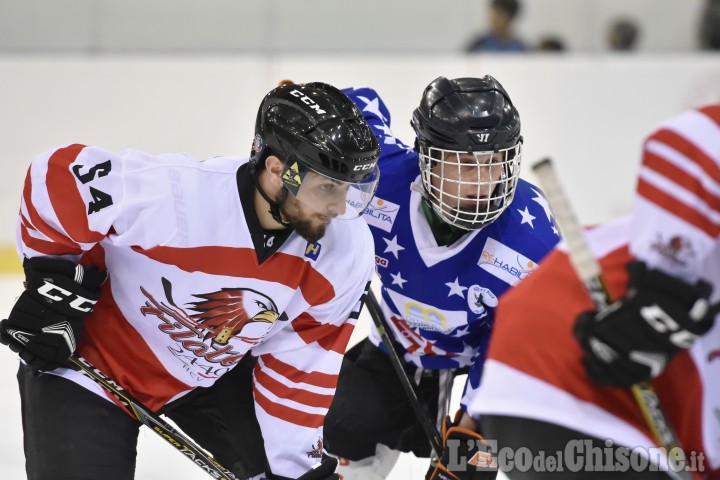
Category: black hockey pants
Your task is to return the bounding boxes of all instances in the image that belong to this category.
[17,355,267,480]
[325,338,460,460]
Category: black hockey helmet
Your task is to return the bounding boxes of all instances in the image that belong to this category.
[411,75,521,153]
[250,82,380,183]
[250,82,381,221]
[411,76,523,230]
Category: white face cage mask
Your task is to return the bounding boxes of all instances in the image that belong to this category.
[418,143,522,230]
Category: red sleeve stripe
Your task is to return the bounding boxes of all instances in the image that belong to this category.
[253,379,324,428]
[254,365,334,409]
[22,170,83,251]
[291,312,355,354]
[260,354,338,389]
[20,222,83,256]
[45,144,105,244]
[637,178,719,237]
[650,129,720,184]
[699,105,720,127]
[643,151,720,212]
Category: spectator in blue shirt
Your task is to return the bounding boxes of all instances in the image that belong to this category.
[466,0,528,53]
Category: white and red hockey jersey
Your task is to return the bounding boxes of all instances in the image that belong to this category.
[17,143,375,478]
[472,105,720,478]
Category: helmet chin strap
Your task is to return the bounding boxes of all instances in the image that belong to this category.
[251,171,292,228]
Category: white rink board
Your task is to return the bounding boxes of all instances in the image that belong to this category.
[1,54,719,250]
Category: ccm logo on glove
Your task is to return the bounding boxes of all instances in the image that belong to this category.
[36,280,98,313]
[0,256,107,374]
[575,261,718,387]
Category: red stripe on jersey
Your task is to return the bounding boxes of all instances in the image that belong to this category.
[20,221,83,256]
[45,144,105,244]
[253,379,325,428]
[254,365,334,409]
[132,246,335,307]
[698,104,720,127]
[260,354,338,389]
[80,279,193,413]
[292,312,355,354]
[651,129,720,184]
[22,171,84,252]
[643,151,720,212]
[637,178,719,237]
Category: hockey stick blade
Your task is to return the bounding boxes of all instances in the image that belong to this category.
[365,289,444,459]
[67,355,239,480]
[531,158,692,480]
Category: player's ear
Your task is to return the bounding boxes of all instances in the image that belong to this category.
[265,155,285,186]
[277,79,304,87]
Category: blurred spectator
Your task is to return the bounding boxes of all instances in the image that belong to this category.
[699,0,720,49]
[536,35,566,52]
[607,17,640,51]
[465,0,528,53]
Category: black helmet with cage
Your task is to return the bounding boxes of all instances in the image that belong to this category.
[411,75,523,230]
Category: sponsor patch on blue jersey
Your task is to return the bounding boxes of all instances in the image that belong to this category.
[304,242,321,260]
[362,196,400,233]
[477,237,537,285]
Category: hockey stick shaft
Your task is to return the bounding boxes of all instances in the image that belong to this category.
[365,289,444,459]
[67,354,239,480]
[532,158,692,479]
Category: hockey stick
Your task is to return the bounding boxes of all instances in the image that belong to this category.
[365,289,444,459]
[532,158,692,480]
[66,354,239,480]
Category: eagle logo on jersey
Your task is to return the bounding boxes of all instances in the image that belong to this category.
[650,234,695,268]
[189,288,280,345]
[306,437,324,460]
[140,278,282,371]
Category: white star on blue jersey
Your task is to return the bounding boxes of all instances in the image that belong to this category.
[376,125,398,145]
[517,206,536,228]
[356,96,388,123]
[451,325,470,337]
[383,235,405,259]
[445,277,468,298]
[390,271,407,288]
[531,189,554,223]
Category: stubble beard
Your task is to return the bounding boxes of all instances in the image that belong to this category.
[278,191,328,244]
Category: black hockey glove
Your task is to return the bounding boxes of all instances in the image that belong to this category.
[269,456,338,480]
[574,261,718,388]
[426,410,498,480]
[0,257,107,373]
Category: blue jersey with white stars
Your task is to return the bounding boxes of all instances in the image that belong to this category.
[343,86,561,405]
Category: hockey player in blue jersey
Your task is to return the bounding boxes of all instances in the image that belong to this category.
[324,76,560,480]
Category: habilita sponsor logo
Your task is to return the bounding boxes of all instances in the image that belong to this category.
[477,237,537,285]
[360,196,400,233]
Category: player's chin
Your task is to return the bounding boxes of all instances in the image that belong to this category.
[298,219,329,243]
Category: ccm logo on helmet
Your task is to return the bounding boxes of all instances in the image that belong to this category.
[290,90,327,115]
[353,163,376,171]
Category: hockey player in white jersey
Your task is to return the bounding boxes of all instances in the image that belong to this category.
[0,81,380,480]
[324,76,560,479]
